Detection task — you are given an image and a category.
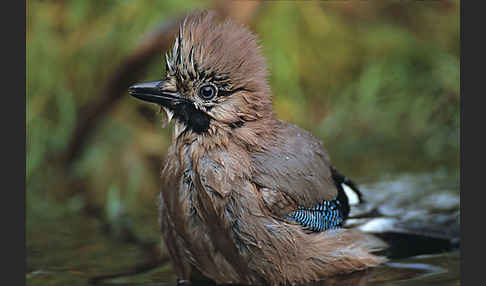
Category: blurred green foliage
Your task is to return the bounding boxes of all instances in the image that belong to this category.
[256,1,459,176]
[26,0,459,274]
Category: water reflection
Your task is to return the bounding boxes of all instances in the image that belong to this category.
[26,171,460,286]
[93,252,460,286]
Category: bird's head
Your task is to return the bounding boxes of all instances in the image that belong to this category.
[129,11,275,142]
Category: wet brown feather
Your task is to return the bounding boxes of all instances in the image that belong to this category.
[157,11,386,286]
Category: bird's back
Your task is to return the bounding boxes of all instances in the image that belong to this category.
[251,121,362,231]
[252,121,338,205]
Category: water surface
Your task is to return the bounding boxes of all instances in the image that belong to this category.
[26,170,460,286]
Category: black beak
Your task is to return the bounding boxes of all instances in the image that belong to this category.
[128,80,184,107]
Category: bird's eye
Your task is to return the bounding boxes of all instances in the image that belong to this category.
[199,84,217,100]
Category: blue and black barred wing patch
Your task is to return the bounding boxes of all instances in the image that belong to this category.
[286,200,346,232]
[286,168,362,232]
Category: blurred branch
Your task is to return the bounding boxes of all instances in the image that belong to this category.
[64,16,182,165]
[64,0,262,166]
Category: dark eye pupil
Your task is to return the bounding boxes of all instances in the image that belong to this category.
[200,85,216,100]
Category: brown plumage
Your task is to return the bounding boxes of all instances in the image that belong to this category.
[129,11,386,286]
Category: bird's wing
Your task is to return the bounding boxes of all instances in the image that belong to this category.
[251,122,339,216]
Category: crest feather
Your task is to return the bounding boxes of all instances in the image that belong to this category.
[165,10,269,93]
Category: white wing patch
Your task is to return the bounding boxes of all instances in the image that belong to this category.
[342,183,360,205]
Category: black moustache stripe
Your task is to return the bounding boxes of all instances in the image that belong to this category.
[172,102,211,134]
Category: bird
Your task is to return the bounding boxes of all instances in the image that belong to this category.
[129,11,386,286]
